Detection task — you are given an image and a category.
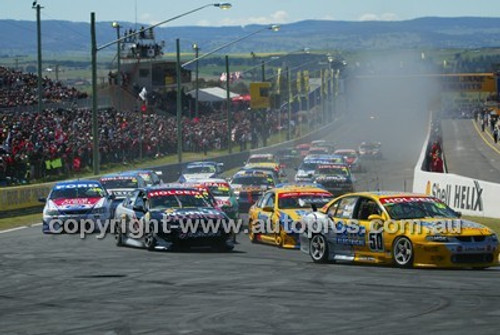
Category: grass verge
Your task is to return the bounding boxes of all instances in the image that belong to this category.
[0,213,42,231]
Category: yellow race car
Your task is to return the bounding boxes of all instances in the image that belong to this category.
[248,185,334,248]
[300,192,499,268]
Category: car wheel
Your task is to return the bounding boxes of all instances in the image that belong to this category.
[144,227,157,251]
[309,234,329,263]
[214,239,234,252]
[393,236,414,268]
[115,223,125,247]
[248,220,258,243]
[274,226,285,248]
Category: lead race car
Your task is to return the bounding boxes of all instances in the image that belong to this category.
[114,186,234,251]
[300,192,499,268]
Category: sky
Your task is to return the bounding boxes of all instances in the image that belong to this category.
[2,0,500,26]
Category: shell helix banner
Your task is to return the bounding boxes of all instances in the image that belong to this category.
[414,171,500,218]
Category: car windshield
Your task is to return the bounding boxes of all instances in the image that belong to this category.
[383,198,459,220]
[299,162,320,170]
[361,144,378,150]
[317,167,349,176]
[149,194,211,210]
[50,185,106,199]
[248,156,274,163]
[232,176,273,186]
[138,172,152,184]
[278,193,333,209]
[184,166,216,174]
[101,178,138,189]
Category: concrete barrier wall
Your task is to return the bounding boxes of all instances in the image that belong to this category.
[0,182,55,212]
[413,116,500,218]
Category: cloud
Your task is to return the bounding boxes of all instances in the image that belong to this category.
[358,13,399,21]
[214,10,290,26]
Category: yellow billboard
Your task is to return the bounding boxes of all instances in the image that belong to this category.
[250,82,271,109]
[440,73,495,92]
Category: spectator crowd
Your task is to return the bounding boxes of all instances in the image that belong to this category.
[0,66,88,108]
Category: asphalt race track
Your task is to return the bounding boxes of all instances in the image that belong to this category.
[2,95,500,334]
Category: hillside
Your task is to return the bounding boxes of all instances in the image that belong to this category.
[2,17,500,56]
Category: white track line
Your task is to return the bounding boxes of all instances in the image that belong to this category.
[0,226,28,234]
[0,222,42,234]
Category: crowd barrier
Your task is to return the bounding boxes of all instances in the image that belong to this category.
[0,119,339,214]
[0,182,55,212]
[413,114,500,218]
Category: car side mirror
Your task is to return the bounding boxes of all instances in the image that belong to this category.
[108,194,116,200]
[38,197,47,203]
[311,203,318,212]
[263,206,274,213]
[455,211,462,218]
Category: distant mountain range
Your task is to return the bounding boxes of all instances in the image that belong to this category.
[2,17,500,56]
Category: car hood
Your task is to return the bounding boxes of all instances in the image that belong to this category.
[182,173,215,181]
[315,174,349,182]
[214,196,234,208]
[418,218,495,236]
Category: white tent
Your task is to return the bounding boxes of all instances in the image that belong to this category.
[187,87,239,103]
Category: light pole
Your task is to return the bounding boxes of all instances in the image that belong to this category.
[112,21,121,112]
[193,43,200,119]
[182,24,281,154]
[176,39,183,163]
[226,55,232,153]
[90,3,232,174]
[33,2,43,114]
[287,66,292,140]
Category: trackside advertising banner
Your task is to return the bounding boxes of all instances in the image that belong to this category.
[413,114,500,218]
[413,171,500,218]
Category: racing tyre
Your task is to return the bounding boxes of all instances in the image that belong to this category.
[214,239,234,252]
[309,234,329,263]
[274,226,285,248]
[393,236,414,268]
[144,228,157,251]
[248,221,257,243]
[115,223,125,247]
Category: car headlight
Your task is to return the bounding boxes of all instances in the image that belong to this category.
[45,210,59,216]
[426,235,449,242]
[92,207,106,215]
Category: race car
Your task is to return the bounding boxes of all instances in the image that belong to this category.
[242,164,286,182]
[189,179,239,220]
[358,142,382,159]
[295,143,311,158]
[100,172,147,215]
[334,149,364,172]
[275,147,301,168]
[248,186,333,248]
[244,153,278,167]
[308,146,330,155]
[40,180,114,233]
[312,163,354,196]
[114,186,234,251]
[230,170,276,213]
[300,192,499,268]
[130,169,163,187]
[294,155,345,183]
[178,161,223,182]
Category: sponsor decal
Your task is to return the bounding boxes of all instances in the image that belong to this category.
[426,180,484,212]
[278,192,332,199]
[55,183,100,189]
[52,197,101,207]
[148,189,202,197]
[379,196,439,204]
